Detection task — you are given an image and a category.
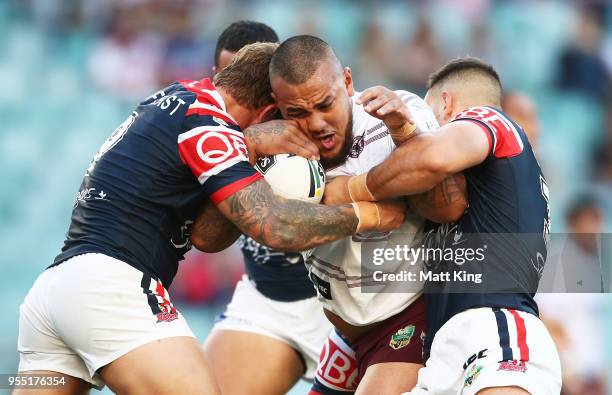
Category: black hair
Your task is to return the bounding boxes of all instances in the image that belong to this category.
[269,35,339,85]
[427,57,501,90]
[214,21,278,67]
[566,194,601,222]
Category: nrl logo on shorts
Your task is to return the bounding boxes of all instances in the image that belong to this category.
[498,360,527,373]
[464,365,483,387]
[389,325,415,350]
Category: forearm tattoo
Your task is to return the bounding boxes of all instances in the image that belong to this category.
[243,122,284,146]
[225,180,357,251]
[191,201,240,251]
[411,174,465,210]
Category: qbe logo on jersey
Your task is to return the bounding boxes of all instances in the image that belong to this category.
[196,130,247,164]
[177,125,249,183]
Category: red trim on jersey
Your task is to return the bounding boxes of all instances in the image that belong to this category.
[492,128,522,159]
[209,172,263,205]
[508,309,530,361]
[455,107,524,159]
[185,107,236,126]
[455,118,494,154]
[179,78,221,106]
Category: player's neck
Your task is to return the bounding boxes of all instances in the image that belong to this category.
[451,99,500,119]
[216,87,255,130]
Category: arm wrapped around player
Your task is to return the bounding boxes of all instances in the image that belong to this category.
[214,178,406,252]
[323,173,467,223]
[190,200,241,253]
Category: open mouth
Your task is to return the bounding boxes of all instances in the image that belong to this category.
[317,133,336,150]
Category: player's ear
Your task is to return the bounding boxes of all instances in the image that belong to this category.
[343,67,354,96]
[212,65,218,76]
[441,91,454,122]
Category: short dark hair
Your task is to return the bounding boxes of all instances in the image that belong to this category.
[214,42,278,109]
[214,21,279,67]
[566,194,601,223]
[269,35,339,85]
[427,57,501,91]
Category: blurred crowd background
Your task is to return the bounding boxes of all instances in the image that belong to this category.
[0,0,611,394]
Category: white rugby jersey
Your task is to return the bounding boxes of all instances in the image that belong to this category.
[303,90,439,326]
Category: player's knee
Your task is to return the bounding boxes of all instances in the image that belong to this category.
[476,386,531,395]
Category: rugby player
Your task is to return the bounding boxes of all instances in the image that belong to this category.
[212,20,279,75]
[501,91,539,148]
[266,36,467,394]
[15,43,405,395]
[333,57,562,394]
[193,21,337,395]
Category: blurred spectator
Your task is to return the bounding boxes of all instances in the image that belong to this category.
[556,7,610,103]
[567,195,604,237]
[88,3,164,101]
[560,195,604,292]
[538,195,607,394]
[391,17,443,94]
[592,100,612,183]
[295,2,322,37]
[538,291,607,395]
[29,0,82,33]
[467,22,496,64]
[502,91,540,149]
[157,2,214,86]
[355,19,394,87]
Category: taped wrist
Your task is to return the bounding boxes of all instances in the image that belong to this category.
[351,202,381,233]
[390,122,417,142]
[348,173,375,202]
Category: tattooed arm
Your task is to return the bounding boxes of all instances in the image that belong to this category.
[214,179,405,252]
[324,174,467,223]
[406,173,467,223]
[190,200,241,253]
[243,119,319,164]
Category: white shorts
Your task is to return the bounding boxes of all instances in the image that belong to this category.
[406,307,562,395]
[18,253,195,389]
[211,275,333,379]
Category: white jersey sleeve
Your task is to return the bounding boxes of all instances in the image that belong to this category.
[396,90,439,133]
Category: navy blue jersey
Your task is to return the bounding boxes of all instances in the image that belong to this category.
[53,79,262,288]
[422,106,550,360]
[239,235,316,301]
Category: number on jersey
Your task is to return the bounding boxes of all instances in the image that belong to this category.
[86,111,137,176]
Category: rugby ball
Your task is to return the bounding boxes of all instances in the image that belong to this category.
[254,154,325,204]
